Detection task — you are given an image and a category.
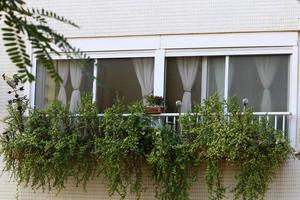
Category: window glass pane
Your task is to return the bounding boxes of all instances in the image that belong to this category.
[166,57,202,113]
[96,58,154,112]
[229,55,289,112]
[207,56,225,97]
[35,60,94,110]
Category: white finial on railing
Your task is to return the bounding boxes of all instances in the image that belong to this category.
[295,145,300,160]
[242,98,249,111]
[176,100,182,114]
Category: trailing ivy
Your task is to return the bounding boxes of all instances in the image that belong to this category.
[0,95,293,200]
[147,127,196,200]
[179,95,293,200]
[94,100,154,198]
[0,96,99,191]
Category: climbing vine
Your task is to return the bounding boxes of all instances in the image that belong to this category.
[0,95,293,200]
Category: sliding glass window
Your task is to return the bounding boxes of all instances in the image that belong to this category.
[229,55,289,112]
[35,60,93,111]
[207,55,289,112]
[35,55,289,113]
[166,57,202,113]
[96,58,154,112]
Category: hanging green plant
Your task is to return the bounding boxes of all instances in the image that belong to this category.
[0,94,293,200]
[147,127,197,200]
[0,96,100,191]
[93,99,155,199]
[178,95,293,200]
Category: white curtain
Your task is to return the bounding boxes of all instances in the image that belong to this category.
[69,61,83,112]
[254,56,279,111]
[228,63,234,93]
[212,58,225,96]
[57,60,69,105]
[177,57,199,113]
[133,58,154,105]
[35,62,48,108]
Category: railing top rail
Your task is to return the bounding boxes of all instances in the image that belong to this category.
[96,113,181,117]
[252,112,291,116]
[96,112,291,117]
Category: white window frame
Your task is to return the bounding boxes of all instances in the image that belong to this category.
[26,32,298,147]
[165,50,297,147]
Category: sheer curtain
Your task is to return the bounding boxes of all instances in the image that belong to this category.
[132,58,154,104]
[254,56,280,111]
[212,57,225,96]
[35,62,48,108]
[228,63,234,94]
[69,60,83,112]
[177,57,199,113]
[57,60,69,105]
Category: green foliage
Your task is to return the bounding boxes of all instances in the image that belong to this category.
[179,95,293,200]
[0,96,99,191]
[145,95,164,107]
[0,0,85,82]
[94,100,154,198]
[0,95,293,200]
[147,127,196,200]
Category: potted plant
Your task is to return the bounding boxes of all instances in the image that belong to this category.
[145,95,164,114]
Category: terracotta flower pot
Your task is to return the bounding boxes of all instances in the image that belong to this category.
[145,106,163,114]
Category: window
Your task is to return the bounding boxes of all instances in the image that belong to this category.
[35,60,93,110]
[96,58,154,112]
[166,57,202,113]
[35,58,154,112]
[229,55,288,112]
[207,55,289,112]
[34,55,289,113]
[207,56,225,97]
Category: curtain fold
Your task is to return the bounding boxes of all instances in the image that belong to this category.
[35,62,48,108]
[177,57,199,113]
[69,61,83,112]
[57,60,69,105]
[132,58,154,105]
[212,57,225,96]
[228,62,234,93]
[254,56,279,111]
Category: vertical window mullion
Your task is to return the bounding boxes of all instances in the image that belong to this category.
[92,59,98,103]
[201,56,207,101]
[224,56,230,101]
[30,58,37,108]
[289,49,298,148]
[154,49,165,97]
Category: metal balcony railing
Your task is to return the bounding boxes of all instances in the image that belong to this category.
[150,112,291,134]
[252,112,291,133]
[98,112,291,135]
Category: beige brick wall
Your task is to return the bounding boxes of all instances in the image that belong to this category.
[26,0,300,38]
[0,38,18,200]
[0,38,18,132]
[0,159,299,200]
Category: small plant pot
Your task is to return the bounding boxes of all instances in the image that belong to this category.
[145,106,163,114]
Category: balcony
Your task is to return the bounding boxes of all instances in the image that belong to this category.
[98,111,292,137]
[1,94,294,200]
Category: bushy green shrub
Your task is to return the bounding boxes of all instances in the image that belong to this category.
[0,95,293,200]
